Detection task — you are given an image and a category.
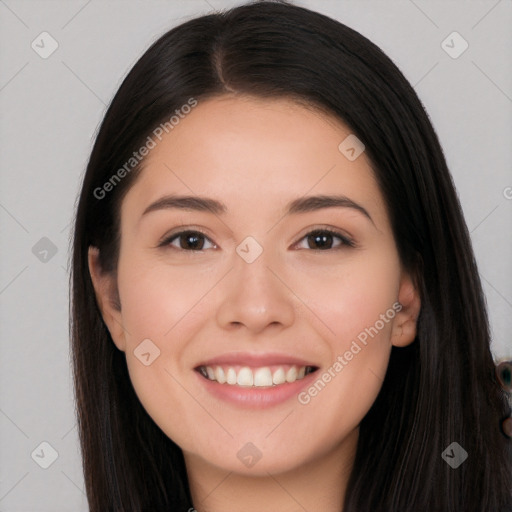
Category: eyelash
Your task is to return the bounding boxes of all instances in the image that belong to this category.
[158,227,356,252]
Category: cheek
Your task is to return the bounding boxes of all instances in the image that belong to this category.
[114,259,209,444]
[114,252,224,416]
[291,247,400,350]
[292,249,399,416]
[116,255,209,341]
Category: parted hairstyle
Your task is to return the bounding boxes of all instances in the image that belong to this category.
[70,1,512,510]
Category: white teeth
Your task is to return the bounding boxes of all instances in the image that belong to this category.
[226,367,237,385]
[200,364,313,387]
[286,366,297,383]
[254,367,273,387]
[214,366,226,384]
[272,367,286,385]
[237,367,253,386]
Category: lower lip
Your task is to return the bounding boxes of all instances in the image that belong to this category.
[195,370,319,409]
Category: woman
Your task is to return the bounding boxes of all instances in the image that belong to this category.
[70,1,512,510]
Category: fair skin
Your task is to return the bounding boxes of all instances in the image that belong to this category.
[89,95,421,512]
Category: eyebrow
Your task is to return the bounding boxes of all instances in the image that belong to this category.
[141,194,374,224]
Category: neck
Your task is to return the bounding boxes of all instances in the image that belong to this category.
[184,427,358,512]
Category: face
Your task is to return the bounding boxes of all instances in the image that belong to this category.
[89,95,420,477]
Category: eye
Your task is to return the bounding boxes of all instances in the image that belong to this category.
[161,230,216,251]
[295,229,355,250]
[159,228,354,252]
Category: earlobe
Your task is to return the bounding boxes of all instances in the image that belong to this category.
[391,273,421,347]
[87,246,126,352]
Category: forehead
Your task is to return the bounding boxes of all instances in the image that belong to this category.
[121,95,384,222]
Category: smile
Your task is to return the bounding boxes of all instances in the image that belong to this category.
[194,352,320,408]
[197,364,317,387]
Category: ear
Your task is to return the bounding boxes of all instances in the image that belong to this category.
[88,246,127,352]
[391,270,421,347]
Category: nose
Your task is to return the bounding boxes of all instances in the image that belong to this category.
[215,247,296,335]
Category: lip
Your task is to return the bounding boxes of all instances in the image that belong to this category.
[195,368,319,409]
[194,352,319,409]
[195,351,318,369]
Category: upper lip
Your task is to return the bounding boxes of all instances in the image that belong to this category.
[195,351,318,369]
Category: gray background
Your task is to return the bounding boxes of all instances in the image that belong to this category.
[0,0,511,510]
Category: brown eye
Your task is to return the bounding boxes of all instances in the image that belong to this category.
[162,230,215,251]
[297,229,355,250]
